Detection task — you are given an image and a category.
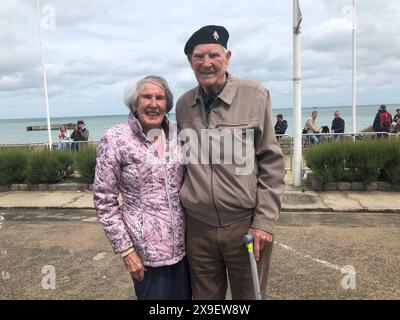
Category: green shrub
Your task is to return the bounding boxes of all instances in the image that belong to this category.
[345,140,392,183]
[0,149,29,185]
[74,146,97,183]
[382,141,400,184]
[304,139,400,183]
[25,150,74,184]
[304,141,351,183]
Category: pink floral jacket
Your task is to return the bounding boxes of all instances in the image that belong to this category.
[93,113,185,267]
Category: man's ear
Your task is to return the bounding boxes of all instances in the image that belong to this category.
[225,50,232,66]
[187,54,196,71]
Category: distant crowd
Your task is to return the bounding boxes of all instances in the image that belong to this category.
[57,120,89,150]
[274,105,400,144]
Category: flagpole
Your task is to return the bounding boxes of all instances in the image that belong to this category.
[36,0,53,150]
[352,0,357,135]
[293,0,302,187]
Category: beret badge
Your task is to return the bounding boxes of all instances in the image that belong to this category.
[213,31,219,41]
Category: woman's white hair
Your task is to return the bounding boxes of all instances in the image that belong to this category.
[123,75,173,113]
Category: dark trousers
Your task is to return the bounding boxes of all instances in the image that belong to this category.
[133,257,192,300]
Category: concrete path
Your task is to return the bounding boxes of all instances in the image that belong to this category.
[1,209,399,300]
[1,188,400,213]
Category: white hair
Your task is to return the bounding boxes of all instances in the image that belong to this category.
[123,75,173,113]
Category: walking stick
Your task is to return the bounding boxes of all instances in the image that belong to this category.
[243,234,262,300]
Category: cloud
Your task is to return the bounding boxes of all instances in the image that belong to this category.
[0,0,399,118]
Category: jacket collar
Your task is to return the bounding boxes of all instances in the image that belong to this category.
[128,112,169,146]
[190,73,238,107]
[128,112,148,142]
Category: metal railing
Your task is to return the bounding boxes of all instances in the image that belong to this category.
[0,140,100,151]
[52,140,99,151]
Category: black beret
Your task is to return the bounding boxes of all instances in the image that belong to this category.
[184,25,229,55]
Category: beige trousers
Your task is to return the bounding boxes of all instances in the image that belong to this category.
[186,215,274,300]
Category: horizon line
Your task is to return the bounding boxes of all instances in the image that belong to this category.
[0,102,399,121]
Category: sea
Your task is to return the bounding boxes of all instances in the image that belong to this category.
[1,104,398,144]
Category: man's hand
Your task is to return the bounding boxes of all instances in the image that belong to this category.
[123,251,147,281]
[248,228,274,262]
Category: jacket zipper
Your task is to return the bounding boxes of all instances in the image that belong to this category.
[202,100,223,226]
[161,135,176,256]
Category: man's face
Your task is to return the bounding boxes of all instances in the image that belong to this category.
[277,117,283,123]
[312,112,318,119]
[189,43,231,94]
[334,112,340,119]
[136,82,167,134]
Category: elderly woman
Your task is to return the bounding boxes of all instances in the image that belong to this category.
[93,75,191,300]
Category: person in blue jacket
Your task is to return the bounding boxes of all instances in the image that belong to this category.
[274,114,288,135]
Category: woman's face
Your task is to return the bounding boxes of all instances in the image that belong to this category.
[136,82,167,134]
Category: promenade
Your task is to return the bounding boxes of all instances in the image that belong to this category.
[1,186,400,213]
[1,186,399,300]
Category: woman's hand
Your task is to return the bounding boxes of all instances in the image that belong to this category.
[123,251,147,281]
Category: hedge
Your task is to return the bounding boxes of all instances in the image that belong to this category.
[0,149,30,185]
[25,150,74,184]
[0,148,97,185]
[304,140,400,184]
[73,145,97,183]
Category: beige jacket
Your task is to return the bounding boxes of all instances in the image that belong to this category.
[176,74,285,234]
[305,118,319,133]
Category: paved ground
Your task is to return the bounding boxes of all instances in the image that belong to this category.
[2,190,400,213]
[1,209,399,300]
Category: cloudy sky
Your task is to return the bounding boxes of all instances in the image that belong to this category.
[0,0,399,119]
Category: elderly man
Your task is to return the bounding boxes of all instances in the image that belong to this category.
[176,25,285,300]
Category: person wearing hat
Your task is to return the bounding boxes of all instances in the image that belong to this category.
[176,25,285,299]
[93,75,191,300]
[70,120,89,151]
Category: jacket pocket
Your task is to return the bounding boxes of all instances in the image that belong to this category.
[141,211,174,263]
[214,167,257,212]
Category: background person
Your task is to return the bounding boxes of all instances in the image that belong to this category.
[373,104,392,134]
[274,114,288,135]
[93,75,191,300]
[393,108,400,123]
[70,120,89,151]
[331,111,345,140]
[304,111,320,144]
[57,125,70,150]
[391,108,400,133]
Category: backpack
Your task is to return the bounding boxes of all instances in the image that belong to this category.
[379,112,391,128]
[321,125,330,134]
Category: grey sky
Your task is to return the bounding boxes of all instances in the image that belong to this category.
[0,0,399,119]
